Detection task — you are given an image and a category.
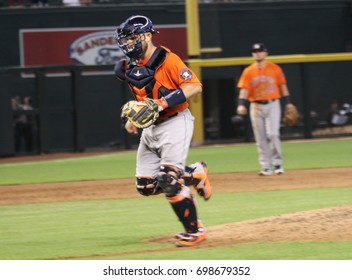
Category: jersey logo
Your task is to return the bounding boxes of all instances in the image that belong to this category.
[180,68,192,80]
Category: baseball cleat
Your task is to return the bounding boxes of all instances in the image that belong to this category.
[258,169,273,176]
[175,233,206,247]
[175,221,206,247]
[274,165,284,175]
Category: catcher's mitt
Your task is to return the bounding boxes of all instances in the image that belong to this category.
[283,103,298,126]
[121,98,159,128]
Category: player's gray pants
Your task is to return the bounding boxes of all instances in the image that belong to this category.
[136,109,194,177]
[250,100,282,170]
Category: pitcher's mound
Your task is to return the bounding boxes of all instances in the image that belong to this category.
[148,205,352,248]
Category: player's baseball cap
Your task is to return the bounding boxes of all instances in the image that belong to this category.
[251,43,268,52]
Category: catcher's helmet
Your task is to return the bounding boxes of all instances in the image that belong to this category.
[114,15,158,59]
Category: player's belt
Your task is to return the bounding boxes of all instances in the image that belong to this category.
[155,113,178,125]
[253,99,277,105]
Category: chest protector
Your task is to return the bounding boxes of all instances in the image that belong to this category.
[124,47,172,100]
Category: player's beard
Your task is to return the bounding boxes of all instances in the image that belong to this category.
[141,41,148,56]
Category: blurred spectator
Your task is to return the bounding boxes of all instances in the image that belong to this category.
[21,96,35,152]
[326,99,339,124]
[11,96,22,152]
[12,96,35,153]
[330,102,352,126]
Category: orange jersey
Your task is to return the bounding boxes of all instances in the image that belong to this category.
[237,61,286,102]
[136,46,202,120]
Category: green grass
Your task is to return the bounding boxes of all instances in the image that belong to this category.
[1,187,351,260]
[0,152,137,185]
[188,138,352,173]
[108,241,352,260]
[0,138,351,185]
[0,138,351,260]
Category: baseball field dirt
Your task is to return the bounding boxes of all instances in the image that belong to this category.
[1,153,352,258]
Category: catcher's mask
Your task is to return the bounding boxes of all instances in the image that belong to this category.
[114,15,158,60]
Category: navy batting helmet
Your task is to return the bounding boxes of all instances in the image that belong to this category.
[114,15,158,59]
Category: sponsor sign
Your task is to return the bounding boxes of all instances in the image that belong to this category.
[19,25,187,68]
[69,30,123,65]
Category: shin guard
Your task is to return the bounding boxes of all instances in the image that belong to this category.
[170,196,198,234]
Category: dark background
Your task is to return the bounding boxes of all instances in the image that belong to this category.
[1,0,352,156]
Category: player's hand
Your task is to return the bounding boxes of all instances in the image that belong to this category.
[125,120,138,134]
[237,105,248,115]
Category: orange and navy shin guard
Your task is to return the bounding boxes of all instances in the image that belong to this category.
[169,194,198,234]
[157,165,199,233]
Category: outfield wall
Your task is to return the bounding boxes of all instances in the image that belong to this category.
[1,1,352,156]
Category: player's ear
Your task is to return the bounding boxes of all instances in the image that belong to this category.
[144,32,152,40]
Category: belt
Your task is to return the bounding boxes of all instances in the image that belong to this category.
[155,113,178,125]
[252,99,277,105]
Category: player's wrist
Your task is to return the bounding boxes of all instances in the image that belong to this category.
[155,97,168,112]
[238,98,248,106]
[157,89,187,112]
[281,95,291,106]
[165,89,187,107]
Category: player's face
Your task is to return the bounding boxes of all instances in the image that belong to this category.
[141,33,152,54]
[119,34,144,52]
[252,50,268,62]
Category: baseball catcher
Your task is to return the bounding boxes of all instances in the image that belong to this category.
[114,15,212,247]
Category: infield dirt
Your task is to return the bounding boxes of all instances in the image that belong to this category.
[1,153,351,258]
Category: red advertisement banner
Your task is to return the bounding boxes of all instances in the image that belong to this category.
[20,25,187,67]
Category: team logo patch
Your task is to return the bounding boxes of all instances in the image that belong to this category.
[180,68,192,80]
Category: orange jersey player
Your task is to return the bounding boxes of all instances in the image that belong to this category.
[114,15,211,247]
[236,43,294,176]
[125,46,200,122]
[238,60,286,102]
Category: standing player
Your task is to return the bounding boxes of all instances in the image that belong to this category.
[236,43,294,175]
[114,15,211,247]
